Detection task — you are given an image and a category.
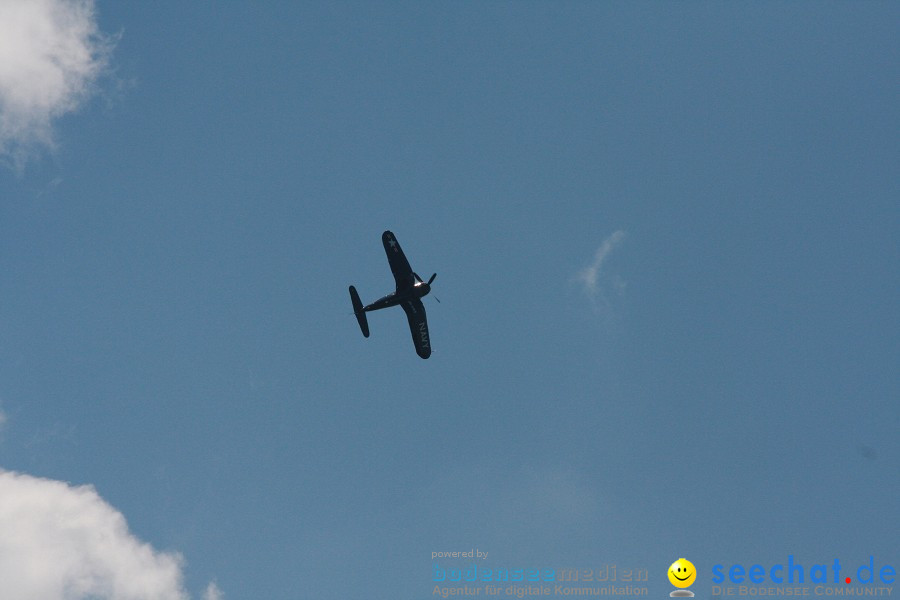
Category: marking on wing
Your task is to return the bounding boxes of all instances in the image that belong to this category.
[418,322,430,348]
[405,302,429,349]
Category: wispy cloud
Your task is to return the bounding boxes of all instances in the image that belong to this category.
[575,230,626,301]
[203,582,224,600]
[0,0,115,169]
[0,468,219,599]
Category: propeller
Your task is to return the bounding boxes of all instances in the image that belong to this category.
[427,273,440,302]
[413,273,440,301]
[415,272,440,302]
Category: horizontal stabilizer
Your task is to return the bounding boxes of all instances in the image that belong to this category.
[349,285,369,337]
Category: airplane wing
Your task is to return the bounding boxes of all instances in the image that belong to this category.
[382,231,415,290]
[401,299,431,359]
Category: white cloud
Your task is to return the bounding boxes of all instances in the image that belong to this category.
[575,230,626,298]
[0,0,114,168]
[0,468,208,600]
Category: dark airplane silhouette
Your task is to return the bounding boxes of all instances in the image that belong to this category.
[349,231,436,359]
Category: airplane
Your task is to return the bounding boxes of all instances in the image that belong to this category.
[349,231,437,359]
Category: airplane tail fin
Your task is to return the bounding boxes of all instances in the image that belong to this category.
[349,285,369,338]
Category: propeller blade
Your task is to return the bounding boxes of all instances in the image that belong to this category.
[427,273,437,285]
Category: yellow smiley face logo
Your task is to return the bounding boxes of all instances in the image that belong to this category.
[668,558,696,588]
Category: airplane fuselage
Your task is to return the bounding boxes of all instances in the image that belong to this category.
[364,281,431,312]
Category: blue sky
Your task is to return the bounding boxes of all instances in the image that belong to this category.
[0,2,897,599]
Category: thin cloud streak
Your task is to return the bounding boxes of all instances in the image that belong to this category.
[0,0,114,169]
[575,230,626,298]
